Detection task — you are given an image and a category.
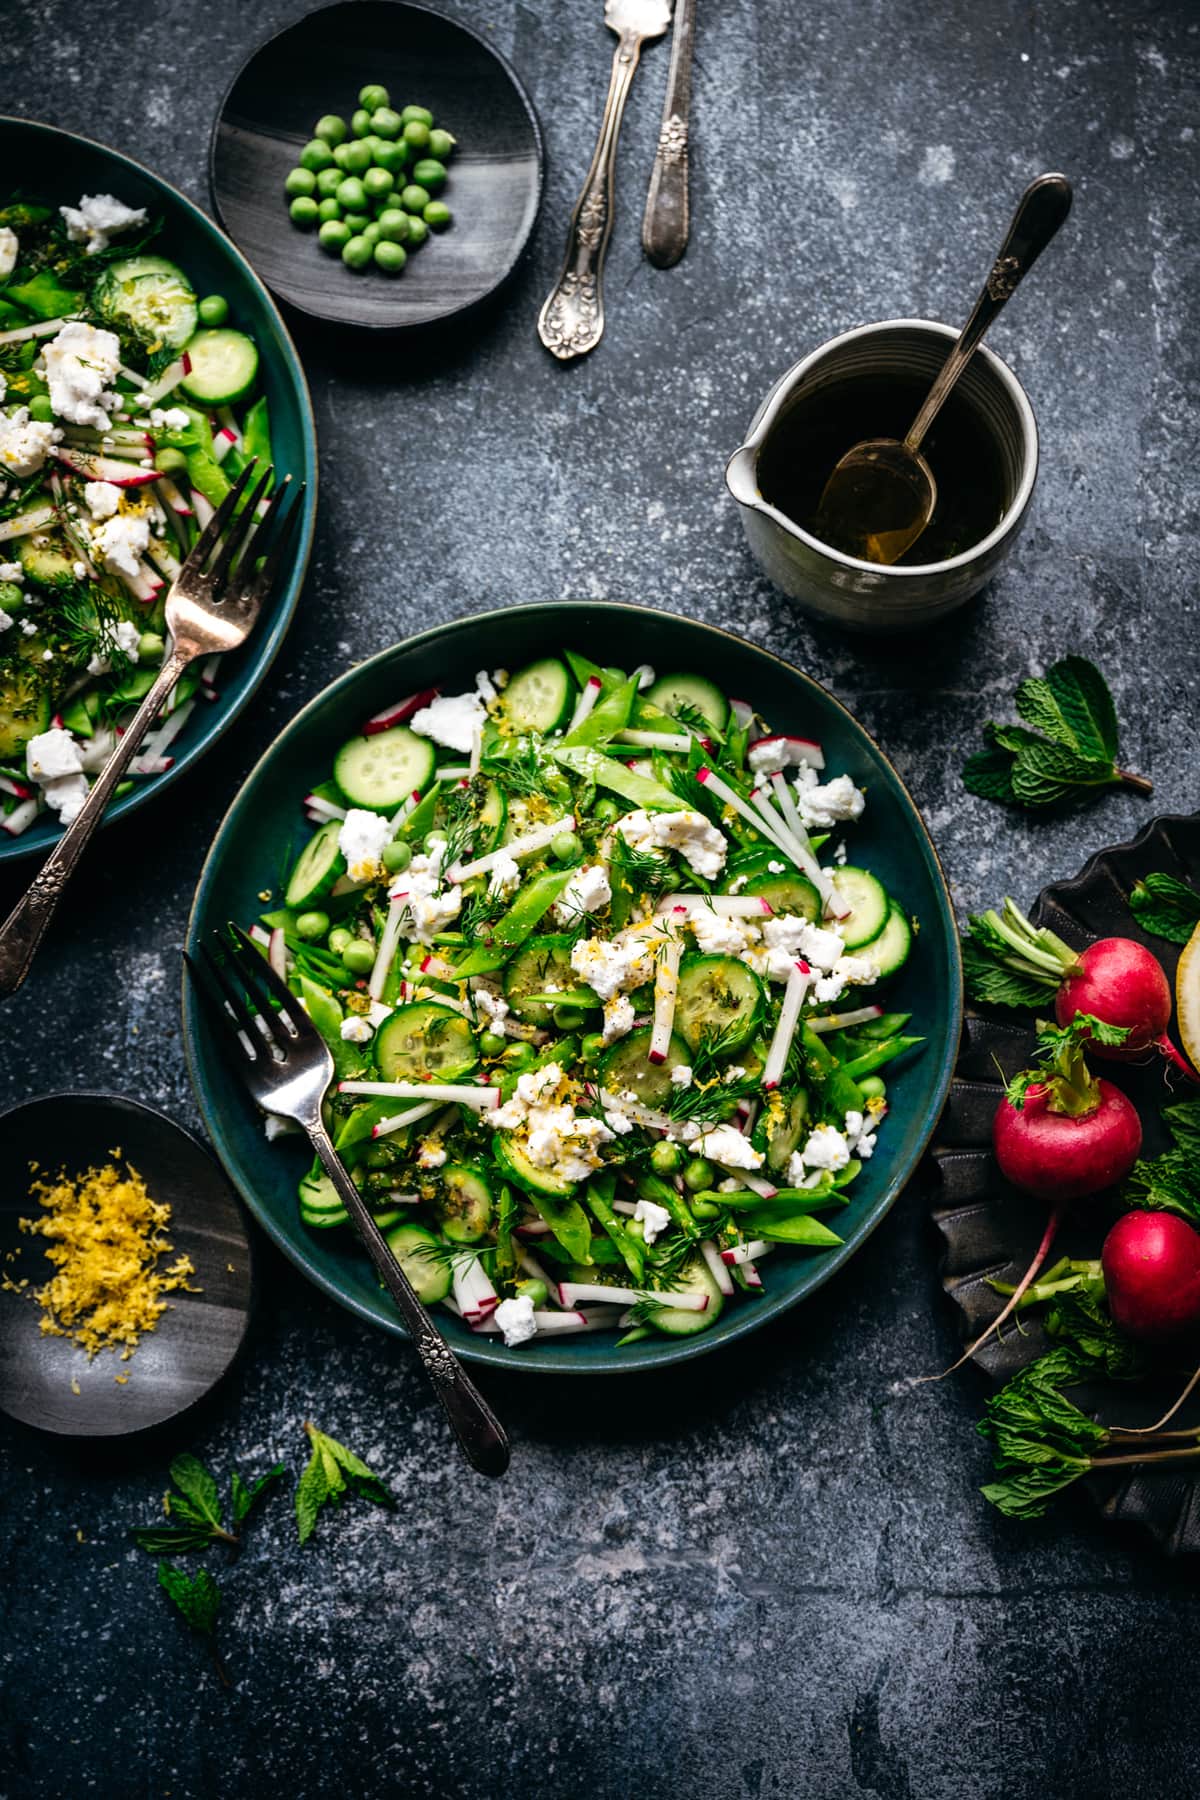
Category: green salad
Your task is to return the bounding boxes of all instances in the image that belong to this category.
[254,651,923,1348]
[0,190,277,836]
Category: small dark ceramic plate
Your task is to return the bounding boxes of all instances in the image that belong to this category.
[210,0,544,330]
[932,813,1200,1553]
[0,1094,253,1438]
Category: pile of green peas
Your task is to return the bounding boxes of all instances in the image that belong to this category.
[285,83,456,276]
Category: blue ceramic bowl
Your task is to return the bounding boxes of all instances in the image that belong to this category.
[0,117,317,864]
[183,603,962,1372]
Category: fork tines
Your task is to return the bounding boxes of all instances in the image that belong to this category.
[181,463,304,605]
[185,923,312,1062]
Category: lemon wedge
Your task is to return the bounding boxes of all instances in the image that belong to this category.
[1175,920,1200,1078]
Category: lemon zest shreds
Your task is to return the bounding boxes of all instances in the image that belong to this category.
[18,1157,199,1362]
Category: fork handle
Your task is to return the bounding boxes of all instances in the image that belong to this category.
[308,1124,511,1479]
[0,644,192,998]
[642,0,696,267]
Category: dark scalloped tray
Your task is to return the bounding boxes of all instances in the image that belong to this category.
[931,812,1200,1553]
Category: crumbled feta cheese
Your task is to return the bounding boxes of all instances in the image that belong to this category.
[843,1109,878,1161]
[41,648,53,662]
[615,808,727,881]
[340,1015,373,1043]
[338,807,391,882]
[690,905,756,957]
[813,953,879,1006]
[0,406,57,477]
[571,921,661,1000]
[410,884,461,942]
[833,839,849,866]
[633,1198,672,1246]
[149,406,190,432]
[694,1123,764,1170]
[59,192,147,255]
[0,561,20,581]
[487,849,522,902]
[71,559,87,580]
[86,615,141,677]
[473,984,510,1025]
[20,618,37,637]
[43,321,122,429]
[0,227,17,281]
[670,1064,694,1088]
[41,772,89,824]
[553,861,611,928]
[475,669,497,703]
[26,726,83,784]
[792,768,865,830]
[0,610,11,633]
[601,994,635,1044]
[409,687,488,753]
[494,1293,538,1347]
[724,1065,746,1083]
[366,1000,393,1028]
[797,1123,852,1173]
[90,510,150,578]
[485,1063,614,1184]
[416,1139,447,1170]
[763,913,844,970]
[84,479,122,520]
[263,1115,297,1142]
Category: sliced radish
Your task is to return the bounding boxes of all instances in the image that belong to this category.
[192,492,215,529]
[616,728,692,754]
[212,427,238,464]
[729,697,756,730]
[247,923,271,948]
[363,688,439,736]
[700,1240,736,1297]
[559,1280,707,1313]
[339,1079,500,1109]
[141,358,187,405]
[655,893,773,919]
[370,1100,441,1140]
[720,1240,773,1266]
[807,1004,885,1033]
[0,504,57,544]
[748,732,826,772]
[51,446,158,487]
[566,675,603,734]
[763,961,812,1089]
[1,797,39,835]
[649,939,682,1063]
[155,474,193,516]
[0,316,70,345]
[267,927,288,981]
[447,815,575,885]
[304,793,347,823]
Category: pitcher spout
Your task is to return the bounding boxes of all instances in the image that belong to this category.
[724,443,761,508]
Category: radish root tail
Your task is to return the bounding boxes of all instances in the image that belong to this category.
[928,1209,1062,1382]
[1157,1035,1200,1086]
[1111,1358,1200,1437]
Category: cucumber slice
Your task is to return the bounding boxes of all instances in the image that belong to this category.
[476,779,506,850]
[95,256,198,349]
[765,1090,810,1176]
[0,665,50,759]
[830,866,890,950]
[862,903,913,977]
[674,955,763,1054]
[503,934,577,1024]
[299,1170,347,1228]
[18,535,74,585]
[645,671,728,734]
[375,1001,479,1081]
[493,1133,575,1199]
[433,1162,493,1243]
[285,819,346,909]
[499,657,573,734]
[647,1254,725,1336]
[727,851,821,921]
[179,328,259,406]
[384,1222,452,1302]
[599,1026,691,1106]
[334,725,435,812]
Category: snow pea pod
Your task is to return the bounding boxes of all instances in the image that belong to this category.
[741,1211,844,1247]
[454,866,575,978]
[559,673,639,748]
[636,1170,701,1240]
[157,406,231,507]
[551,745,681,812]
[585,1172,646,1282]
[525,1190,594,1264]
[298,973,366,1079]
[241,396,274,488]
[838,1035,924,1080]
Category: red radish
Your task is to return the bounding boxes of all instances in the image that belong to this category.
[746,732,826,772]
[1102,1211,1200,1343]
[967,897,1197,1082]
[362,689,438,735]
[50,446,158,487]
[942,1016,1142,1373]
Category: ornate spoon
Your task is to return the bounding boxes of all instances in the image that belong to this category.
[538,0,672,361]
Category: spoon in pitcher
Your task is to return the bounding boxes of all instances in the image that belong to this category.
[816,173,1073,566]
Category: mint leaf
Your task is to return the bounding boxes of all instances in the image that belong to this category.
[231,1463,286,1526]
[1010,742,1116,807]
[167,1454,223,1530]
[1013,675,1078,748]
[981,1456,1093,1520]
[157,1562,221,1637]
[1046,655,1119,761]
[1130,872,1200,944]
[132,1525,214,1555]
[961,941,1061,1012]
[1164,1099,1200,1157]
[986,721,1051,755]
[962,748,1016,803]
[296,1424,395,1543]
[295,1454,328,1546]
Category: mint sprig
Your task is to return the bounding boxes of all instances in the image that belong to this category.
[132,1452,285,1556]
[963,656,1151,808]
[1130,872,1200,945]
[295,1421,395,1544]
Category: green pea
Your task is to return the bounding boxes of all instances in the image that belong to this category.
[137,630,165,659]
[551,830,583,864]
[371,106,403,140]
[154,446,188,476]
[374,240,407,275]
[341,139,373,175]
[315,113,348,146]
[501,1041,536,1070]
[405,215,429,248]
[28,393,54,423]
[360,136,384,162]
[316,197,342,224]
[400,105,434,127]
[592,797,620,824]
[363,166,394,200]
[343,211,370,233]
[682,1157,715,1193]
[553,1003,587,1031]
[372,139,409,176]
[296,909,331,941]
[315,166,343,198]
[650,1141,682,1176]
[342,938,375,973]
[289,196,320,229]
[580,1032,606,1062]
[428,128,456,160]
[359,83,391,112]
[411,158,446,192]
[341,234,374,271]
[382,838,412,873]
[398,184,429,214]
[424,829,447,853]
[514,1277,548,1307]
[333,141,355,170]
[328,926,354,955]
[690,1198,722,1220]
[479,1029,507,1058]
[319,219,352,255]
[359,222,382,249]
[285,166,316,198]
[299,138,334,172]
[335,176,367,212]
[351,107,373,139]
[858,1075,887,1100]
[402,120,431,151]
[423,200,452,230]
[603,666,625,685]
[378,204,412,239]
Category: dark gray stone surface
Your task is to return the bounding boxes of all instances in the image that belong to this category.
[1,1,1198,1794]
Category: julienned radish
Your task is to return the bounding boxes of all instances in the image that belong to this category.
[964,897,1198,1082]
[942,1015,1142,1373]
[1101,1210,1200,1344]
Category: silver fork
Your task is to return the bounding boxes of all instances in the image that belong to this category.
[185,924,511,1479]
[0,462,303,998]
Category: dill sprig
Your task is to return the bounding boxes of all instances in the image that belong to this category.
[480,735,547,798]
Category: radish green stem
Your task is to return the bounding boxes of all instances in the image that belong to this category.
[938,1207,1062,1378]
